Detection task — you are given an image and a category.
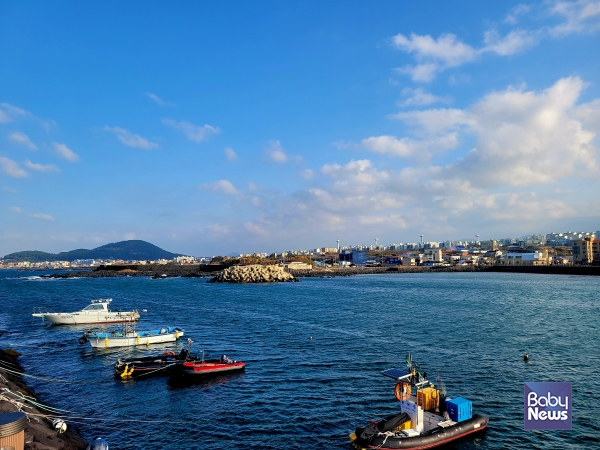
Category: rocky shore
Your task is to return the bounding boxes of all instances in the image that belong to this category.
[289,265,486,277]
[208,264,298,283]
[0,349,88,450]
[39,263,600,280]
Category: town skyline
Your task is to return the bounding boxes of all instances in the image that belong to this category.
[2,1,600,256]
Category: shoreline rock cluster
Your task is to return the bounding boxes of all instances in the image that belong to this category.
[0,349,88,450]
[36,263,600,280]
[208,264,299,283]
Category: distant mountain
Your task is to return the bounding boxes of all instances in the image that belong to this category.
[3,240,182,262]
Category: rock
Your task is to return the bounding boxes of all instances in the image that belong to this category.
[208,264,299,283]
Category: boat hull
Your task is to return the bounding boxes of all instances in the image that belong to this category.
[32,312,140,325]
[352,414,489,450]
[88,330,184,348]
[171,360,245,378]
[115,355,182,378]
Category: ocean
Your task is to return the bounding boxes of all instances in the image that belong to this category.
[0,270,598,449]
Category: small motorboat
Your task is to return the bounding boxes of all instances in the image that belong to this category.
[350,354,488,450]
[32,298,140,325]
[79,324,184,348]
[115,339,195,378]
[170,351,245,380]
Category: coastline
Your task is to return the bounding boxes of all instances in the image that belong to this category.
[37,263,600,279]
[0,349,88,450]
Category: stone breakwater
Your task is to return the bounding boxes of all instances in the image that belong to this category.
[0,349,88,450]
[208,264,299,283]
[40,263,600,280]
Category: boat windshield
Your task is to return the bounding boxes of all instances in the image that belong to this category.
[83,304,105,311]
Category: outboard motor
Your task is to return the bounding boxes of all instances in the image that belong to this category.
[439,394,447,414]
[179,349,190,360]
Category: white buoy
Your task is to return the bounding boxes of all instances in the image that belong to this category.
[52,418,67,433]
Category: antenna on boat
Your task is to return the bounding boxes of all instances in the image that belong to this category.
[436,373,446,396]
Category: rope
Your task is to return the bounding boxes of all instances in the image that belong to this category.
[29,412,204,425]
[128,363,176,379]
[0,360,114,384]
[2,388,79,414]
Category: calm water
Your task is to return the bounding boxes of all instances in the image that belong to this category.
[0,271,599,449]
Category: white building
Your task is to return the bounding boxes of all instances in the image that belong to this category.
[423,248,443,263]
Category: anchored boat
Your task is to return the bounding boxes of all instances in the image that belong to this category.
[115,339,195,378]
[350,354,488,450]
[32,298,140,325]
[170,351,245,380]
[79,324,184,348]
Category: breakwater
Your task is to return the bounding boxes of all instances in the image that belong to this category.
[208,264,298,283]
[43,263,600,279]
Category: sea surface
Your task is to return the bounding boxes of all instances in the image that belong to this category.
[0,270,598,449]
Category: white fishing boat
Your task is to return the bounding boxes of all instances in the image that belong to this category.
[32,298,140,325]
[79,324,184,348]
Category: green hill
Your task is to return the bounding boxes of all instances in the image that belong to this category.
[3,240,182,262]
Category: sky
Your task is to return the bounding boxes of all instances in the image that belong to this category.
[1,1,600,256]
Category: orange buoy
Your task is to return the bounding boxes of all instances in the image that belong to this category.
[394,381,412,401]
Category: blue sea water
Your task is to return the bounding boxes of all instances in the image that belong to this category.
[0,270,599,449]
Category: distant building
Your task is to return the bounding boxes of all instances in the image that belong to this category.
[385,256,401,265]
[497,251,549,266]
[423,248,443,263]
[572,238,600,264]
[280,261,312,270]
[401,256,416,266]
[174,256,195,264]
[339,250,367,266]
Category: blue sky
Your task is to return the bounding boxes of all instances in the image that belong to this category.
[2,1,600,256]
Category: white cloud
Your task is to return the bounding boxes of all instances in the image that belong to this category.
[361,134,460,161]
[390,77,598,188]
[505,4,532,24]
[0,103,56,130]
[265,140,302,164]
[24,160,60,173]
[549,0,600,36]
[395,64,440,83]
[0,157,28,178]
[53,142,80,161]
[244,221,270,236]
[144,92,176,107]
[218,76,600,248]
[398,88,451,107]
[301,169,315,179]
[31,213,54,221]
[0,103,28,123]
[10,206,21,213]
[392,33,478,67]
[575,98,600,130]
[201,179,240,196]
[208,224,229,234]
[392,108,473,135]
[8,132,37,149]
[391,2,600,82]
[224,147,237,161]
[103,126,159,149]
[482,29,539,56]
[161,118,220,142]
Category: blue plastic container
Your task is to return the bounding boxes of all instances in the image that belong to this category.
[446,397,472,422]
